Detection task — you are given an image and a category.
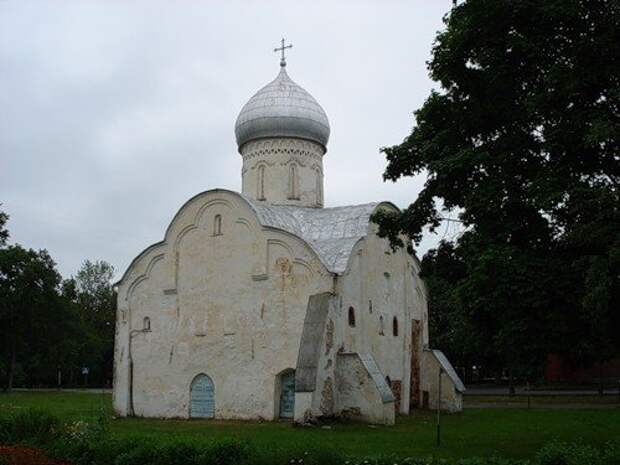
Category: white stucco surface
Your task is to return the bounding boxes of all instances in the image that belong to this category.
[421,349,464,412]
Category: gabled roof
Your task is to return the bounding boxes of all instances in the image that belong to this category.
[245,197,381,274]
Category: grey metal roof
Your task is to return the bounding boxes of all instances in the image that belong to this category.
[245,198,378,274]
[235,66,330,150]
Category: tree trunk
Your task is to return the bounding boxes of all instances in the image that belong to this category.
[508,368,515,396]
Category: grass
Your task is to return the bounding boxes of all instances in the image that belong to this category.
[1,391,619,459]
[465,394,619,405]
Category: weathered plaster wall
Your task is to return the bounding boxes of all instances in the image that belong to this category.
[335,209,430,415]
[335,353,395,425]
[421,350,464,412]
[294,292,342,421]
[241,138,325,207]
[113,190,332,419]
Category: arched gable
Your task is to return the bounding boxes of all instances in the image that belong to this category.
[117,189,330,302]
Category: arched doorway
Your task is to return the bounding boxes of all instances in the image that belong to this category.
[278,370,295,419]
[189,374,215,418]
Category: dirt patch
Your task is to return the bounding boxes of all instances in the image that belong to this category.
[0,446,71,465]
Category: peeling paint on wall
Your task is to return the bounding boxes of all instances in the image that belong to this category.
[320,376,334,415]
[325,319,334,355]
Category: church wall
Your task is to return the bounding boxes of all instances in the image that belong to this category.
[241,138,325,207]
[335,217,429,415]
[335,353,395,425]
[293,292,343,421]
[421,350,464,412]
[113,190,332,419]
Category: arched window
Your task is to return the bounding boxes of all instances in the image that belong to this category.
[393,317,399,337]
[348,306,356,327]
[288,164,299,199]
[379,315,384,335]
[143,317,151,331]
[257,165,266,200]
[213,214,222,236]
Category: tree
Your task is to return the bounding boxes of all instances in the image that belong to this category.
[73,260,116,386]
[0,207,9,247]
[420,242,483,381]
[0,246,63,391]
[374,0,620,383]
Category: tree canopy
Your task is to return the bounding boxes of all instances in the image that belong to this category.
[0,208,8,247]
[0,209,116,390]
[374,0,620,381]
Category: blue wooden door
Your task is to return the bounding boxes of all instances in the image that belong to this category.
[190,374,214,418]
[279,371,295,418]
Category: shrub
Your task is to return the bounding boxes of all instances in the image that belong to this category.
[342,457,527,465]
[0,415,12,443]
[0,409,60,445]
[199,438,252,465]
[456,459,529,465]
[535,441,601,465]
[112,438,253,465]
[48,436,142,465]
[600,439,620,465]
[157,441,211,465]
[114,439,161,465]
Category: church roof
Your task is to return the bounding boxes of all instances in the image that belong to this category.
[245,198,380,274]
[234,66,330,151]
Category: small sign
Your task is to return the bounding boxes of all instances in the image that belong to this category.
[81,367,89,375]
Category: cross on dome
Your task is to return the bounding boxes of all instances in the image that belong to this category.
[274,38,293,67]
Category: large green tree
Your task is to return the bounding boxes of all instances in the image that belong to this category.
[73,260,116,386]
[0,210,117,388]
[0,245,64,391]
[374,0,619,383]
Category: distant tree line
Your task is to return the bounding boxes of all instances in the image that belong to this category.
[0,209,115,391]
[373,0,619,388]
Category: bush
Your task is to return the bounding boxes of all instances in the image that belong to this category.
[157,441,209,465]
[600,440,620,465]
[339,457,528,465]
[113,438,252,465]
[535,440,606,465]
[48,436,142,465]
[199,438,252,465]
[114,439,162,465]
[456,459,529,465]
[0,409,60,445]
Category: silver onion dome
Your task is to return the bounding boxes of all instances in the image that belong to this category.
[235,65,330,151]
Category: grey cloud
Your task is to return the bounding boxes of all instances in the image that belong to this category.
[1,0,454,278]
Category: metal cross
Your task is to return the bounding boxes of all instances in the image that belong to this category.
[274,38,293,67]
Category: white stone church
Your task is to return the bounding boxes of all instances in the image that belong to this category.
[113,47,464,425]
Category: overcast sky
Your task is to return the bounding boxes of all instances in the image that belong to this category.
[1,0,460,279]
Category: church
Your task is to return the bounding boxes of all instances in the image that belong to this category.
[113,43,464,425]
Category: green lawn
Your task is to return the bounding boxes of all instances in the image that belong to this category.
[1,391,619,459]
[465,394,619,405]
